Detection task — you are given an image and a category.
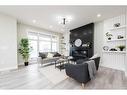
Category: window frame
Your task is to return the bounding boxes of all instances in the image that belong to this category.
[27,30,59,58]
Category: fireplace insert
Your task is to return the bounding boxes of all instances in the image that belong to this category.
[70,47,88,61]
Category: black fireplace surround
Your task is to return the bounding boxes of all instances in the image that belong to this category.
[70,23,94,61]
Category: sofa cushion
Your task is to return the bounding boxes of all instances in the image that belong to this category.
[53,52,61,57]
[47,53,53,58]
[39,52,47,59]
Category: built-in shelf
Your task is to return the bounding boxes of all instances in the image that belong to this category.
[110,25,127,30]
[103,51,126,54]
[107,38,126,42]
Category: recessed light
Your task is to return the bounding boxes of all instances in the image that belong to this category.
[49,25,53,28]
[61,29,64,32]
[32,19,36,23]
[97,14,101,18]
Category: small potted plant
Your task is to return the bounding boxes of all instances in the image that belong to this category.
[18,38,32,66]
[117,45,125,51]
[106,32,113,40]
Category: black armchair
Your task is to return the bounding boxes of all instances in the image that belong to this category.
[65,57,100,84]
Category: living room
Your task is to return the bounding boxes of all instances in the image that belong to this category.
[0,5,127,90]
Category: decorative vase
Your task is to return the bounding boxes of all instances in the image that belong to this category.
[24,62,28,66]
[108,37,111,40]
[119,48,124,51]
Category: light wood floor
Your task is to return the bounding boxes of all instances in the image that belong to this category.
[0,64,127,89]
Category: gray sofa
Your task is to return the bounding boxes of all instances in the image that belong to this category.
[37,52,61,66]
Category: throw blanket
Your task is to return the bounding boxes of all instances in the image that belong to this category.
[85,60,96,79]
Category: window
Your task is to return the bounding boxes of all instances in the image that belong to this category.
[28,32,38,59]
[52,42,57,52]
[27,31,59,59]
[29,40,38,58]
[39,34,51,41]
[39,41,51,52]
[52,35,58,42]
[51,35,59,52]
[28,32,38,40]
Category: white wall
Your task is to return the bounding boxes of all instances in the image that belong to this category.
[0,14,17,71]
[94,21,104,64]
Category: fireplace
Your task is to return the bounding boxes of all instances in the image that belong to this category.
[70,23,94,60]
[70,47,88,60]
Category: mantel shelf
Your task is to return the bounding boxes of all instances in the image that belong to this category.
[110,25,127,30]
[103,51,126,54]
[107,38,126,42]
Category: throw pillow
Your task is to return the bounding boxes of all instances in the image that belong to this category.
[39,52,47,59]
[47,53,53,58]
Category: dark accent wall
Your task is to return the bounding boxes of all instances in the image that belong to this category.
[70,23,94,60]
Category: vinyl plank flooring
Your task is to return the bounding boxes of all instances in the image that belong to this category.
[0,64,127,89]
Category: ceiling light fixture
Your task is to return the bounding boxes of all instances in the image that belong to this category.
[97,14,101,18]
[32,19,36,23]
[57,16,72,25]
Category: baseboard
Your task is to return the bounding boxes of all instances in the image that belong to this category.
[0,66,18,72]
[18,62,24,66]
[100,64,125,71]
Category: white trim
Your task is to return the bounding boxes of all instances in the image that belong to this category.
[102,51,126,54]
[0,66,18,72]
[107,38,126,42]
[100,64,125,71]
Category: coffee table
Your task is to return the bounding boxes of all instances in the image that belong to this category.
[55,58,68,71]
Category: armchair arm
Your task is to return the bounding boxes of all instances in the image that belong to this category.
[65,63,90,83]
[90,57,100,70]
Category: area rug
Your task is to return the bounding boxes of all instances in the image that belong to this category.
[38,65,68,85]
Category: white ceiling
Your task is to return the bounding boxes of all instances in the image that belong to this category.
[0,6,126,33]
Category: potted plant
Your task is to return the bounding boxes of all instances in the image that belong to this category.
[18,38,32,66]
[117,45,125,51]
[106,32,113,40]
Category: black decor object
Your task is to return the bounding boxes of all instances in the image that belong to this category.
[108,38,111,40]
[109,48,117,51]
[53,52,61,57]
[117,45,125,51]
[70,23,94,61]
[114,23,120,27]
[106,32,112,40]
[24,62,29,66]
[39,52,47,59]
[117,35,124,39]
